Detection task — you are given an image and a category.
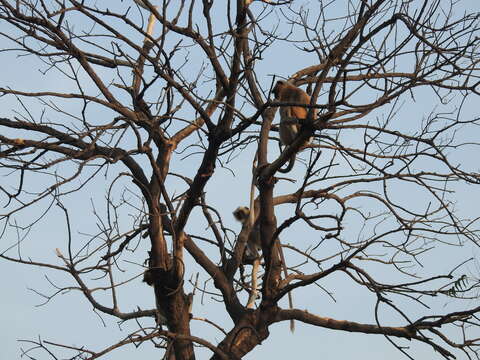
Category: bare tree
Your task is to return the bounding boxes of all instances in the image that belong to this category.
[1,0,479,359]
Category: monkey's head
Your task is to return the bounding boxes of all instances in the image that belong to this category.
[272,80,288,99]
[233,206,250,224]
[143,269,154,286]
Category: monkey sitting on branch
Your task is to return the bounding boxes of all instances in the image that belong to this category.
[233,206,261,264]
[233,206,295,332]
[272,80,317,173]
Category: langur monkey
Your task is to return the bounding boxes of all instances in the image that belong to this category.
[272,80,315,173]
[233,206,261,263]
[233,206,295,332]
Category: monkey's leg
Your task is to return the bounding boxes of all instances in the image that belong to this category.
[279,118,299,145]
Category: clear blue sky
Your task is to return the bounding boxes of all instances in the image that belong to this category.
[1,1,479,359]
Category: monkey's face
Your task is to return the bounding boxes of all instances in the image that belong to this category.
[272,80,286,99]
[233,206,250,224]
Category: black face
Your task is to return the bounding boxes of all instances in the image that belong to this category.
[272,80,285,99]
[233,207,249,223]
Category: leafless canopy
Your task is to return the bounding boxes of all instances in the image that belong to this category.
[0,0,479,359]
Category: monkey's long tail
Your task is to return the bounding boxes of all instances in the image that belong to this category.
[287,290,295,333]
[277,155,295,173]
[278,243,295,332]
